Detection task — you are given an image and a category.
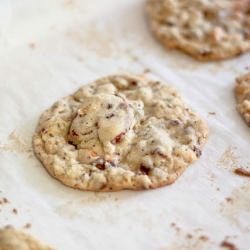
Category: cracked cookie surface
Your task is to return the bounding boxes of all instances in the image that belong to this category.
[235,72,250,126]
[146,0,250,61]
[0,228,54,250]
[33,75,208,191]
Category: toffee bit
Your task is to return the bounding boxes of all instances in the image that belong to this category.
[234,168,250,177]
[193,146,202,157]
[140,165,151,175]
[105,113,115,119]
[112,132,126,144]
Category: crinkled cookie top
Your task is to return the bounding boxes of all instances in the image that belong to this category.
[146,0,250,61]
[33,75,208,191]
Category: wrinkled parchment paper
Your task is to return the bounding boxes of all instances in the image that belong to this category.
[0,0,249,249]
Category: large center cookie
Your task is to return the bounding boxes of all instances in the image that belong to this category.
[146,0,250,61]
[33,75,208,191]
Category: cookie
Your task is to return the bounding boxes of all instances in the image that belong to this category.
[33,75,208,191]
[235,72,250,126]
[0,227,54,250]
[146,0,250,61]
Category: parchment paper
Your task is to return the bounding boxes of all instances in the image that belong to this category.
[0,0,249,249]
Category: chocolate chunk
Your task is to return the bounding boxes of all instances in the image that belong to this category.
[193,146,202,157]
[105,113,115,119]
[140,165,151,175]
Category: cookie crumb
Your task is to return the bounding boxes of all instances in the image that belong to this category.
[29,43,36,49]
[143,68,151,74]
[225,197,233,203]
[208,112,216,115]
[12,208,18,214]
[199,235,209,241]
[186,233,193,239]
[234,168,250,177]
[3,198,9,204]
[220,240,238,250]
[23,223,32,229]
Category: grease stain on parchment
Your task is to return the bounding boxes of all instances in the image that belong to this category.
[217,146,250,176]
[55,193,120,220]
[0,131,32,157]
[159,225,212,250]
[217,146,239,169]
[220,183,250,232]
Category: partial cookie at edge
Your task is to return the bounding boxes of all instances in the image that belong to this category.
[146,0,250,61]
[0,227,54,250]
[235,72,250,126]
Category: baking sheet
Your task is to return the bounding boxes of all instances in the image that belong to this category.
[0,0,249,249]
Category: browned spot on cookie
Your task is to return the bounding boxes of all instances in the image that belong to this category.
[112,132,126,144]
[220,240,238,250]
[234,167,250,177]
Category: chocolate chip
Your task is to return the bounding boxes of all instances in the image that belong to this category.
[72,129,78,136]
[96,163,105,170]
[105,113,115,119]
[140,165,151,175]
[193,146,202,157]
[107,103,113,109]
[130,81,138,86]
[200,50,212,57]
